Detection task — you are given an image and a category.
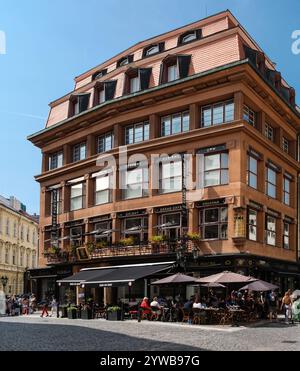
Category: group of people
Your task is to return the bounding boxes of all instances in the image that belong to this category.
[1,294,37,316]
[137,289,300,324]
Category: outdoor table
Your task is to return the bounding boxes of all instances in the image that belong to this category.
[201,308,219,324]
[229,309,245,327]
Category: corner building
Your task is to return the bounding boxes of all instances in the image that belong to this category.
[28,11,300,302]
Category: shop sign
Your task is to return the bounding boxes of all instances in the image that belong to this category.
[198,144,226,155]
[155,205,182,214]
[118,210,147,218]
[196,198,226,208]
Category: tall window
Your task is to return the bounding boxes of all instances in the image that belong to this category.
[5,247,9,264]
[72,143,86,162]
[266,165,277,198]
[201,101,234,127]
[72,94,90,116]
[20,250,24,267]
[130,76,140,93]
[243,105,256,127]
[70,183,86,211]
[99,89,106,104]
[204,152,229,187]
[27,228,30,242]
[283,175,292,206]
[32,253,36,268]
[122,166,149,200]
[6,219,10,236]
[248,154,258,189]
[13,222,17,238]
[160,158,182,194]
[125,122,149,145]
[20,226,24,241]
[248,209,258,241]
[167,65,178,82]
[12,249,16,265]
[266,215,276,246]
[265,123,274,142]
[49,151,63,170]
[282,137,289,154]
[97,133,114,154]
[161,111,190,137]
[283,223,290,250]
[95,174,112,205]
[200,207,228,240]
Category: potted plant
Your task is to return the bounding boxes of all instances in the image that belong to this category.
[187,232,201,243]
[86,242,96,254]
[81,304,93,320]
[67,306,78,319]
[150,235,167,253]
[119,237,135,247]
[106,306,123,321]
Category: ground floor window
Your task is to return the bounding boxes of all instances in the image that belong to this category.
[199,207,228,240]
[265,215,276,246]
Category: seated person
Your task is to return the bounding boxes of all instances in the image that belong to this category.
[183,297,194,311]
[140,297,152,315]
[193,299,203,309]
[150,297,161,310]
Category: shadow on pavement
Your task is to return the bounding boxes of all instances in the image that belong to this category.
[0,321,207,352]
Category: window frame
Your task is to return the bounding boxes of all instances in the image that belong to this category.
[70,182,86,211]
[283,174,292,206]
[72,142,87,163]
[122,166,149,200]
[203,151,229,188]
[265,123,274,142]
[161,111,190,137]
[247,154,258,190]
[247,208,258,242]
[243,105,256,127]
[125,121,150,145]
[282,137,289,154]
[97,132,114,154]
[159,158,183,195]
[199,206,228,241]
[283,222,290,250]
[95,173,112,206]
[265,214,277,247]
[49,151,63,171]
[201,100,235,128]
[266,165,277,199]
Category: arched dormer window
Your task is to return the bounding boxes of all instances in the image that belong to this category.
[69,93,91,117]
[178,29,202,45]
[92,69,108,81]
[143,42,165,58]
[123,67,152,95]
[117,55,134,68]
[94,80,117,106]
[159,54,191,84]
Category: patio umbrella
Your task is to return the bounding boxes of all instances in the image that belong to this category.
[239,280,279,292]
[201,283,226,288]
[151,273,197,285]
[196,271,256,284]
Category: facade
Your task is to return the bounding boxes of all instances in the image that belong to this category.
[0,196,39,295]
[28,10,300,303]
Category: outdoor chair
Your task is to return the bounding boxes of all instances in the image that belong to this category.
[192,308,206,325]
[150,307,161,321]
[181,308,191,323]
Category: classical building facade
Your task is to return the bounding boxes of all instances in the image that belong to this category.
[28,10,300,302]
[0,196,38,295]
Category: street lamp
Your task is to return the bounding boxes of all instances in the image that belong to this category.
[1,276,8,293]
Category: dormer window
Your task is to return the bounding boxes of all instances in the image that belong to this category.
[143,43,165,58]
[178,29,202,45]
[69,93,90,117]
[92,69,108,81]
[117,55,134,68]
[160,55,191,84]
[94,80,117,106]
[123,68,152,95]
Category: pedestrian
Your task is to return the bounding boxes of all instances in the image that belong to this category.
[40,300,49,318]
[281,290,293,324]
[22,297,29,315]
[29,294,37,314]
[266,291,278,321]
[50,297,58,317]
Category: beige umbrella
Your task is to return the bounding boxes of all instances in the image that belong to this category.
[196,271,257,284]
[151,273,197,285]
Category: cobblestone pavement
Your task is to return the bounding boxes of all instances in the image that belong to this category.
[0,315,299,351]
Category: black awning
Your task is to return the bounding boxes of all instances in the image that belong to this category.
[84,263,174,287]
[57,268,115,286]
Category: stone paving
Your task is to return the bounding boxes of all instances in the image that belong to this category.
[0,314,299,351]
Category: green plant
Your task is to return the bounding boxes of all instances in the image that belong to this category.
[187,232,201,242]
[67,306,78,312]
[107,306,122,313]
[96,241,108,249]
[119,237,135,247]
[150,235,167,244]
[86,242,96,253]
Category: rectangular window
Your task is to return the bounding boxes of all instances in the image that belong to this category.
[201,101,234,127]
[125,122,150,145]
[160,159,182,194]
[200,207,228,240]
[283,223,290,250]
[95,174,111,205]
[130,76,140,93]
[266,166,277,198]
[49,151,63,170]
[282,137,289,154]
[97,133,114,154]
[70,183,86,211]
[167,65,178,82]
[123,167,149,200]
[283,175,291,206]
[265,123,274,142]
[72,143,86,162]
[266,215,276,246]
[50,189,62,215]
[247,155,258,189]
[248,209,258,242]
[70,227,83,248]
[99,89,106,104]
[122,217,148,244]
[243,105,256,127]
[204,152,229,187]
[161,111,190,137]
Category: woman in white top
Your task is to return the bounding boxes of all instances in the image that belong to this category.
[193,300,203,309]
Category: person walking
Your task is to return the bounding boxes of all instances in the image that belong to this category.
[281,290,293,324]
[50,297,58,317]
[40,299,49,318]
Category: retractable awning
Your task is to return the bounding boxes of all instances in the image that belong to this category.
[57,262,174,287]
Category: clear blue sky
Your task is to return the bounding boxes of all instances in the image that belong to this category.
[0,0,299,214]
